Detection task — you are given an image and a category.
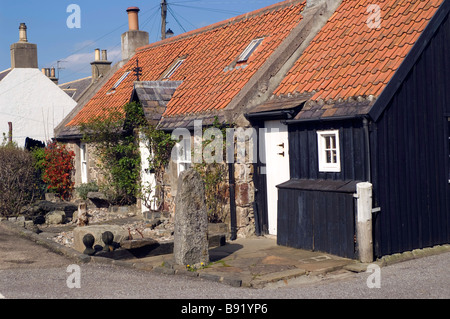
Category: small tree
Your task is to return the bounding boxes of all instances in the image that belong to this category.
[42,142,75,201]
[0,144,37,217]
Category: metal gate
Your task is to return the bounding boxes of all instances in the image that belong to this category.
[277,180,358,259]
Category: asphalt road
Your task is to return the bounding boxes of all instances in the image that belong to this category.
[0,223,449,300]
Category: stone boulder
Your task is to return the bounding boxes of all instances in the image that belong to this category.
[174,169,209,267]
[72,225,130,253]
[87,192,110,208]
[45,211,66,225]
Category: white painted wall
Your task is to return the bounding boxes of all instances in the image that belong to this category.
[0,68,77,147]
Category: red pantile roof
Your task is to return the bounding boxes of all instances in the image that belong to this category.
[67,0,307,127]
[274,0,444,104]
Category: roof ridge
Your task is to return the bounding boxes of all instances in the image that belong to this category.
[59,76,92,86]
[136,0,305,53]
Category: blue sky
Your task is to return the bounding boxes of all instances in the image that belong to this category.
[0,0,280,83]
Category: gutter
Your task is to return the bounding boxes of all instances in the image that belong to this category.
[244,109,296,120]
[282,114,364,125]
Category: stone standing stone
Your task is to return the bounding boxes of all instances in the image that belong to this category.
[173,169,209,267]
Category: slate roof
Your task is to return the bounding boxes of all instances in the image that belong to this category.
[132,81,182,125]
[272,0,444,120]
[0,69,11,82]
[58,76,93,101]
[65,0,308,128]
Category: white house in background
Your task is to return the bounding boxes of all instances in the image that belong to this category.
[0,23,77,147]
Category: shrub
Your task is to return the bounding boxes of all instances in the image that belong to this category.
[30,146,48,200]
[76,182,100,200]
[0,145,38,217]
[42,142,75,201]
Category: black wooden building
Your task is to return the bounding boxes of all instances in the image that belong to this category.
[249,0,450,259]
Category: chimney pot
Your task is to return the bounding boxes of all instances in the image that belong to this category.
[19,23,28,42]
[101,50,107,61]
[126,7,140,31]
[50,67,56,78]
[94,48,101,61]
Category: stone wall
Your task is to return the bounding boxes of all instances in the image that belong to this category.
[65,136,257,239]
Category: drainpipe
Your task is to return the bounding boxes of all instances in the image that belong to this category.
[228,163,237,241]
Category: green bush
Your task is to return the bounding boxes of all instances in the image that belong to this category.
[76,182,100,200]
[0,145,38,217]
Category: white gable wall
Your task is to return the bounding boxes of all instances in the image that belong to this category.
[0,68,77,147]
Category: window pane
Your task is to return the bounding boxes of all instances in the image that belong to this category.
[332,150,337,164]
[326,150,332,163]
[325,136,331,149]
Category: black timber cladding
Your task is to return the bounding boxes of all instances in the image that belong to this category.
[288,118,369,182]
[277,181,358,259]
[371,9,450,258]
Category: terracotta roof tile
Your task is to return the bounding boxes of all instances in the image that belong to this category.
[67,0,307,127]
[274,0,443,112]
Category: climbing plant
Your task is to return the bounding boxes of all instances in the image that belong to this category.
[193,117,231,223]
[139,124,176,211]
[79,102,145,205]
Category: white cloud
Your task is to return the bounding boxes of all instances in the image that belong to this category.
[51,47,122,81]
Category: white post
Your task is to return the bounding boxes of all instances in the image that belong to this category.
[356,182,373,263]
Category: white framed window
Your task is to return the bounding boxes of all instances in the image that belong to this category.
[112,71,131,89]
[317,130,341,172]
[80,143,88,184]
[175,136,191,176]
[238,38,264,63]
[163,58,185,80]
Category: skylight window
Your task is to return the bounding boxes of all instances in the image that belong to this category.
[112,71,131,89]
[238,38,264,63]
[164,58,185,79]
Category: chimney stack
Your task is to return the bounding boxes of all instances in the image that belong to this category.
[91,48,112,82]
[10,23,38,69]
[41,67,58,85]
[121,7,149,61]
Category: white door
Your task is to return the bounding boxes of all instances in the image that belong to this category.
[263,120,290,235]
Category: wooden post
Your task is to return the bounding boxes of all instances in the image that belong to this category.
[356,182,373,263]
[161,0,167,40]
[8,122,12,143]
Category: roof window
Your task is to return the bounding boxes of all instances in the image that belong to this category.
[237,38,264,63]
[163,58,186,80]
[112,71,131,89]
